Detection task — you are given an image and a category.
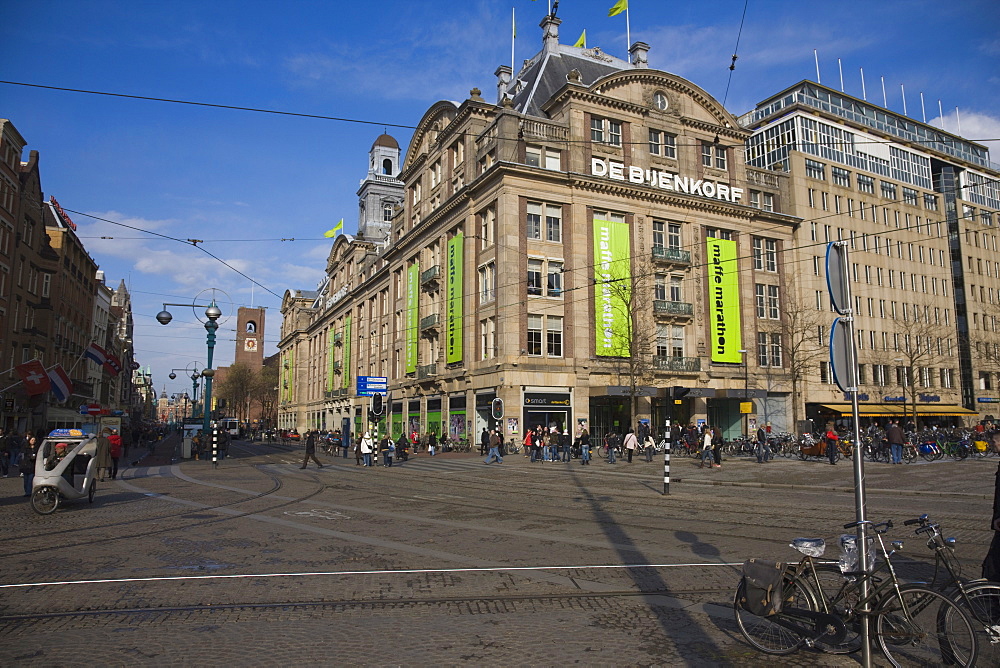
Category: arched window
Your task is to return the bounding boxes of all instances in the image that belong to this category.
[382,158,393,175]
[383,204,393,221]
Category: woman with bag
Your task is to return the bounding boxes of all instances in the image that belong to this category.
[711,427,723,468]
[700,428,714,468]
[623,428,638,463]
[19,435,38,497]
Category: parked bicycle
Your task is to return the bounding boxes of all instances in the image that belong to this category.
[734,518,979,665]
[905,514,1000,666]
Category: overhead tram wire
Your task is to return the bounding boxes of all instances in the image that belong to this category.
[2,80,995,152]
[721,0,750,109]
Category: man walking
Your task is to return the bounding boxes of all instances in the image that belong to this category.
[300,430,324,469]
[484,429,503,464]
[886,419,905,465]
[755,424,771,464]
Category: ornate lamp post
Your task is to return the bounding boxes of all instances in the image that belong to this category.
[156,290,230,437]
[168,362,201,420]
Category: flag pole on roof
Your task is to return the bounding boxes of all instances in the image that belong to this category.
[608,0,629,54]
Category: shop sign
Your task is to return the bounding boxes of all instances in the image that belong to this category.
[918,394,940,403]
[590,158,744,203]
[978,398,1000,403]
[524,393,571,406]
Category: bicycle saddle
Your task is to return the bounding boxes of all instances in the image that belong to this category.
[790,537,826,557]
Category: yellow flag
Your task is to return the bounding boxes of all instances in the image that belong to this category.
[324,218,343,238]
[608,0,628,17]
[573,30,586,48]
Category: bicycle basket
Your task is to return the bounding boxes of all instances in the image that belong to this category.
[739,559,787,616]
[838,534,876,574]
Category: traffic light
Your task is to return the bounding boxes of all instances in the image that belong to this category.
[370,393,384,417]
[491,397,504,420]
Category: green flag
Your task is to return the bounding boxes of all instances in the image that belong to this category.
[608,0,628,17]
[573,29,586,48]
[324,218,343,238]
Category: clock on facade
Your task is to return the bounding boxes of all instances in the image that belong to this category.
[653,92,669,111]
[244,338,258,352]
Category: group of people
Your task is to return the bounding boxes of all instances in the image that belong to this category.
[1,428,39,496]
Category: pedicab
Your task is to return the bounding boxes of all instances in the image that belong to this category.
[30,428,99,515]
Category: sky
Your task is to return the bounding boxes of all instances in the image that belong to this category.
[2,0,999,400]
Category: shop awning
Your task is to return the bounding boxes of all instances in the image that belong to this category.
[816,403,979,417]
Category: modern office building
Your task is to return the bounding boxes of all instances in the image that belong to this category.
[739,81,999,427]
[278,15,802,442]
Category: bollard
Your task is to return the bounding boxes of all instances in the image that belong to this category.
[663,419,671,495]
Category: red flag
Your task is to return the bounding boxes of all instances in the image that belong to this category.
[15,360,51,395]
[104,353,122,377]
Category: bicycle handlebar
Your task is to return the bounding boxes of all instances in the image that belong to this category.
[843,519,892,531]
[903,513,930,526]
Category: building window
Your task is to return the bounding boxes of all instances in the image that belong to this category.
[527,315,542,355]
[525,144,561,170]
[805,159,825,180]
[702,142,727,169]
[591,117,622,146]
[753,237,778,272]
[480,317,496,360]
[527,259,542,296]
[526,201,562,241]
[857,174,874,194]
[656,324,669,357]
[383,203,394,221]
[547,261,563,297]
[648,129,677,158]
[430,160,441,188]
[652,220,664,251]
[758,332,782,367]
[479,205,495,248]
[756,284,780,319]
[669,275,683,302]
[902,187,918,206]
[832,166,851,187]
[924,193,938,210]
[478,262,496,303]
[880,180,897,200]
[546,316,563,357]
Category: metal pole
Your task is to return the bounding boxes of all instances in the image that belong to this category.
[662,419,671,495]
[202,318,217,437]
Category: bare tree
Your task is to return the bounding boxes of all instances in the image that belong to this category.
[251,363,280,429]
[773,277,827,432]
[214,363,255,422]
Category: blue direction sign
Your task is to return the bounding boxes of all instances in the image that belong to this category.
[357,376,387,397]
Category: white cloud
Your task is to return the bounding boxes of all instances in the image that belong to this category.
[930,110,1000,161]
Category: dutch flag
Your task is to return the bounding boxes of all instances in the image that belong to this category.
[47,364,75,402]
[85,342,107,365]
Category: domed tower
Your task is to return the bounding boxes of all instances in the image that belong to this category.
[356,133,403,241]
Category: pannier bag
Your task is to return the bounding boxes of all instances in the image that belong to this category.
[739,559,786,616]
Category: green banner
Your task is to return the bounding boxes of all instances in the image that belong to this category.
[342,314,352,389]
[326,327,335,392]
[284,349,294,402]
[446,234,464,364]
[406,263,419,373]
[593,218,631,357]
[707,237,743,363]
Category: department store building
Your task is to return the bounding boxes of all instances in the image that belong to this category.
[277,16,999,443]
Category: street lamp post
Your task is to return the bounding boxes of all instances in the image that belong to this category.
[738,349,749,436]
[156,291,228,438]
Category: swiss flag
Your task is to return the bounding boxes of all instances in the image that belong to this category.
[15,360,51,395]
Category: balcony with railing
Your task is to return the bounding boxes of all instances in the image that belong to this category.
[417,363,437,379]
[520,119,569,142]
[651,246,691,264]
[653,356,701,373]
[420,264,440,288]
[419,313,440,334]
[653,300,694,317]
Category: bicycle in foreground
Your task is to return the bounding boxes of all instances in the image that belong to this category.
[734,519,979,666]
[905,514,1000,666]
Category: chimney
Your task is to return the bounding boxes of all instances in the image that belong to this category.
[495,65,512,104]
[540,15,561,53]
[629,41,650,68]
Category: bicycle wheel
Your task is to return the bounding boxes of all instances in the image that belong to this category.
[950,443,969,461]
[31,486,59,515]
[874,584,977,667]
[733,577,812,655]
[956,582,1000,668]
[808,563,863,654]
[902,446,917,464]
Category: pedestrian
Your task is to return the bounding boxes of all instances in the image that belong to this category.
[95,428,113,481]
[0,428,8,477]
[108,429,123,479]
[711,427,723,468]
[644,431,655,462]
[19,434,38,497]
[700,427,713,468]
[982,434,1000,580]
[361,431,375,466]
[300,430,324,469]
[480,427,490,456]
[885,419,905,465]
[561,429,572,462]
[523,429,533,459]
[427,431,437,456]
[755,424,771,464]
[607,431,618,464]
[825,424,839,465]
[355,434,363,466]
[379,434,394,467]
[484,429,503,464]
[396,432,409,461]
[579,428,591,465]
[546,427,559,462]
[623,427,637,463]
